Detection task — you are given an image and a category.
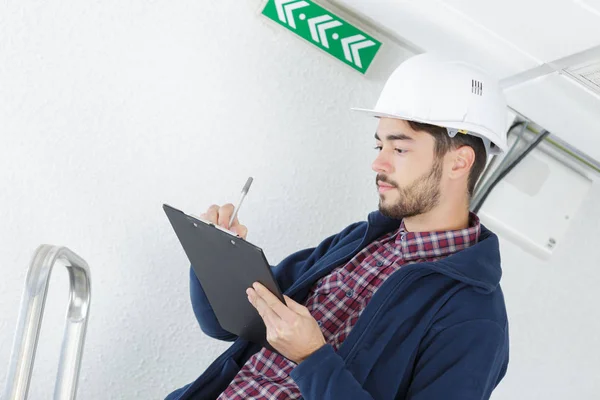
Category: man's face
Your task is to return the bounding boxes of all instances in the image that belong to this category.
[372,118,444,220]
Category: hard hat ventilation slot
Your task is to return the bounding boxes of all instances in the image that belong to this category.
[471,79,483,96]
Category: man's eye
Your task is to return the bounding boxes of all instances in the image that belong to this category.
[374,146,406,154]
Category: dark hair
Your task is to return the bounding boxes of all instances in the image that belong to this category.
[407,121,486,197]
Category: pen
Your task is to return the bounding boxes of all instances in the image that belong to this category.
[229,177,253,228]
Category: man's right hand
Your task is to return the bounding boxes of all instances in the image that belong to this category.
[200,203,248,240]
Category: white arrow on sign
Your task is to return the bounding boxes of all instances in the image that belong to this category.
[341,34,376,68]
[275,0,310,29]
[307,15,342,49]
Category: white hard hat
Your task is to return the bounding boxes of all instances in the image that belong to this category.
[353,53,509,155]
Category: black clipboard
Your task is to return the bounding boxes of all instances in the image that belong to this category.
[163,203,284,352]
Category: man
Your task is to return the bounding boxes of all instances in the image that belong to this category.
[166,53,510,399]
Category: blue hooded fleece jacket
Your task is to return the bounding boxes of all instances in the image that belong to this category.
[166,210,509,400]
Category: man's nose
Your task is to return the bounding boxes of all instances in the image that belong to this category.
[372,149,393,174]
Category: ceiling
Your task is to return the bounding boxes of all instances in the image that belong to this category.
[332,0,600,163]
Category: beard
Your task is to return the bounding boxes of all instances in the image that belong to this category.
[377,158,443,220]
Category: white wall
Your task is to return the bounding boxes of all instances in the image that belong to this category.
[0,1,409,398]
[1,1,598,399]
[488,183,600,400]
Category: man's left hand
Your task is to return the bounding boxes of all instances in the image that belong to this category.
[246,282,326,364]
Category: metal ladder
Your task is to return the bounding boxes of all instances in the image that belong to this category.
[3,245,92,400]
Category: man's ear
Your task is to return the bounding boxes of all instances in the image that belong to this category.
[449,145,475,179]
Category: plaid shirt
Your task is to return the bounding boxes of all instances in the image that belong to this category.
[218,213,481,400]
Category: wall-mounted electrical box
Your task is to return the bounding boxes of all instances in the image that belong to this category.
[476,126,596,260]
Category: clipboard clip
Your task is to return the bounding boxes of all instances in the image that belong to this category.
[188,213,241,238]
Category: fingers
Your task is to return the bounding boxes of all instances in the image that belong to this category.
[250,283,296,324]
[216,203,234,229]
[205,204,220,224]
[246,289,281,324]
[203,203,233,228]
[283,295,310,316]
[231,218,248,239]
[201,203,247,238]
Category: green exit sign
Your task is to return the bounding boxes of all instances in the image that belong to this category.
[262,0,382,74]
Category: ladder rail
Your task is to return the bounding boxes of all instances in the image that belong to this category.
[3,245,91,400]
